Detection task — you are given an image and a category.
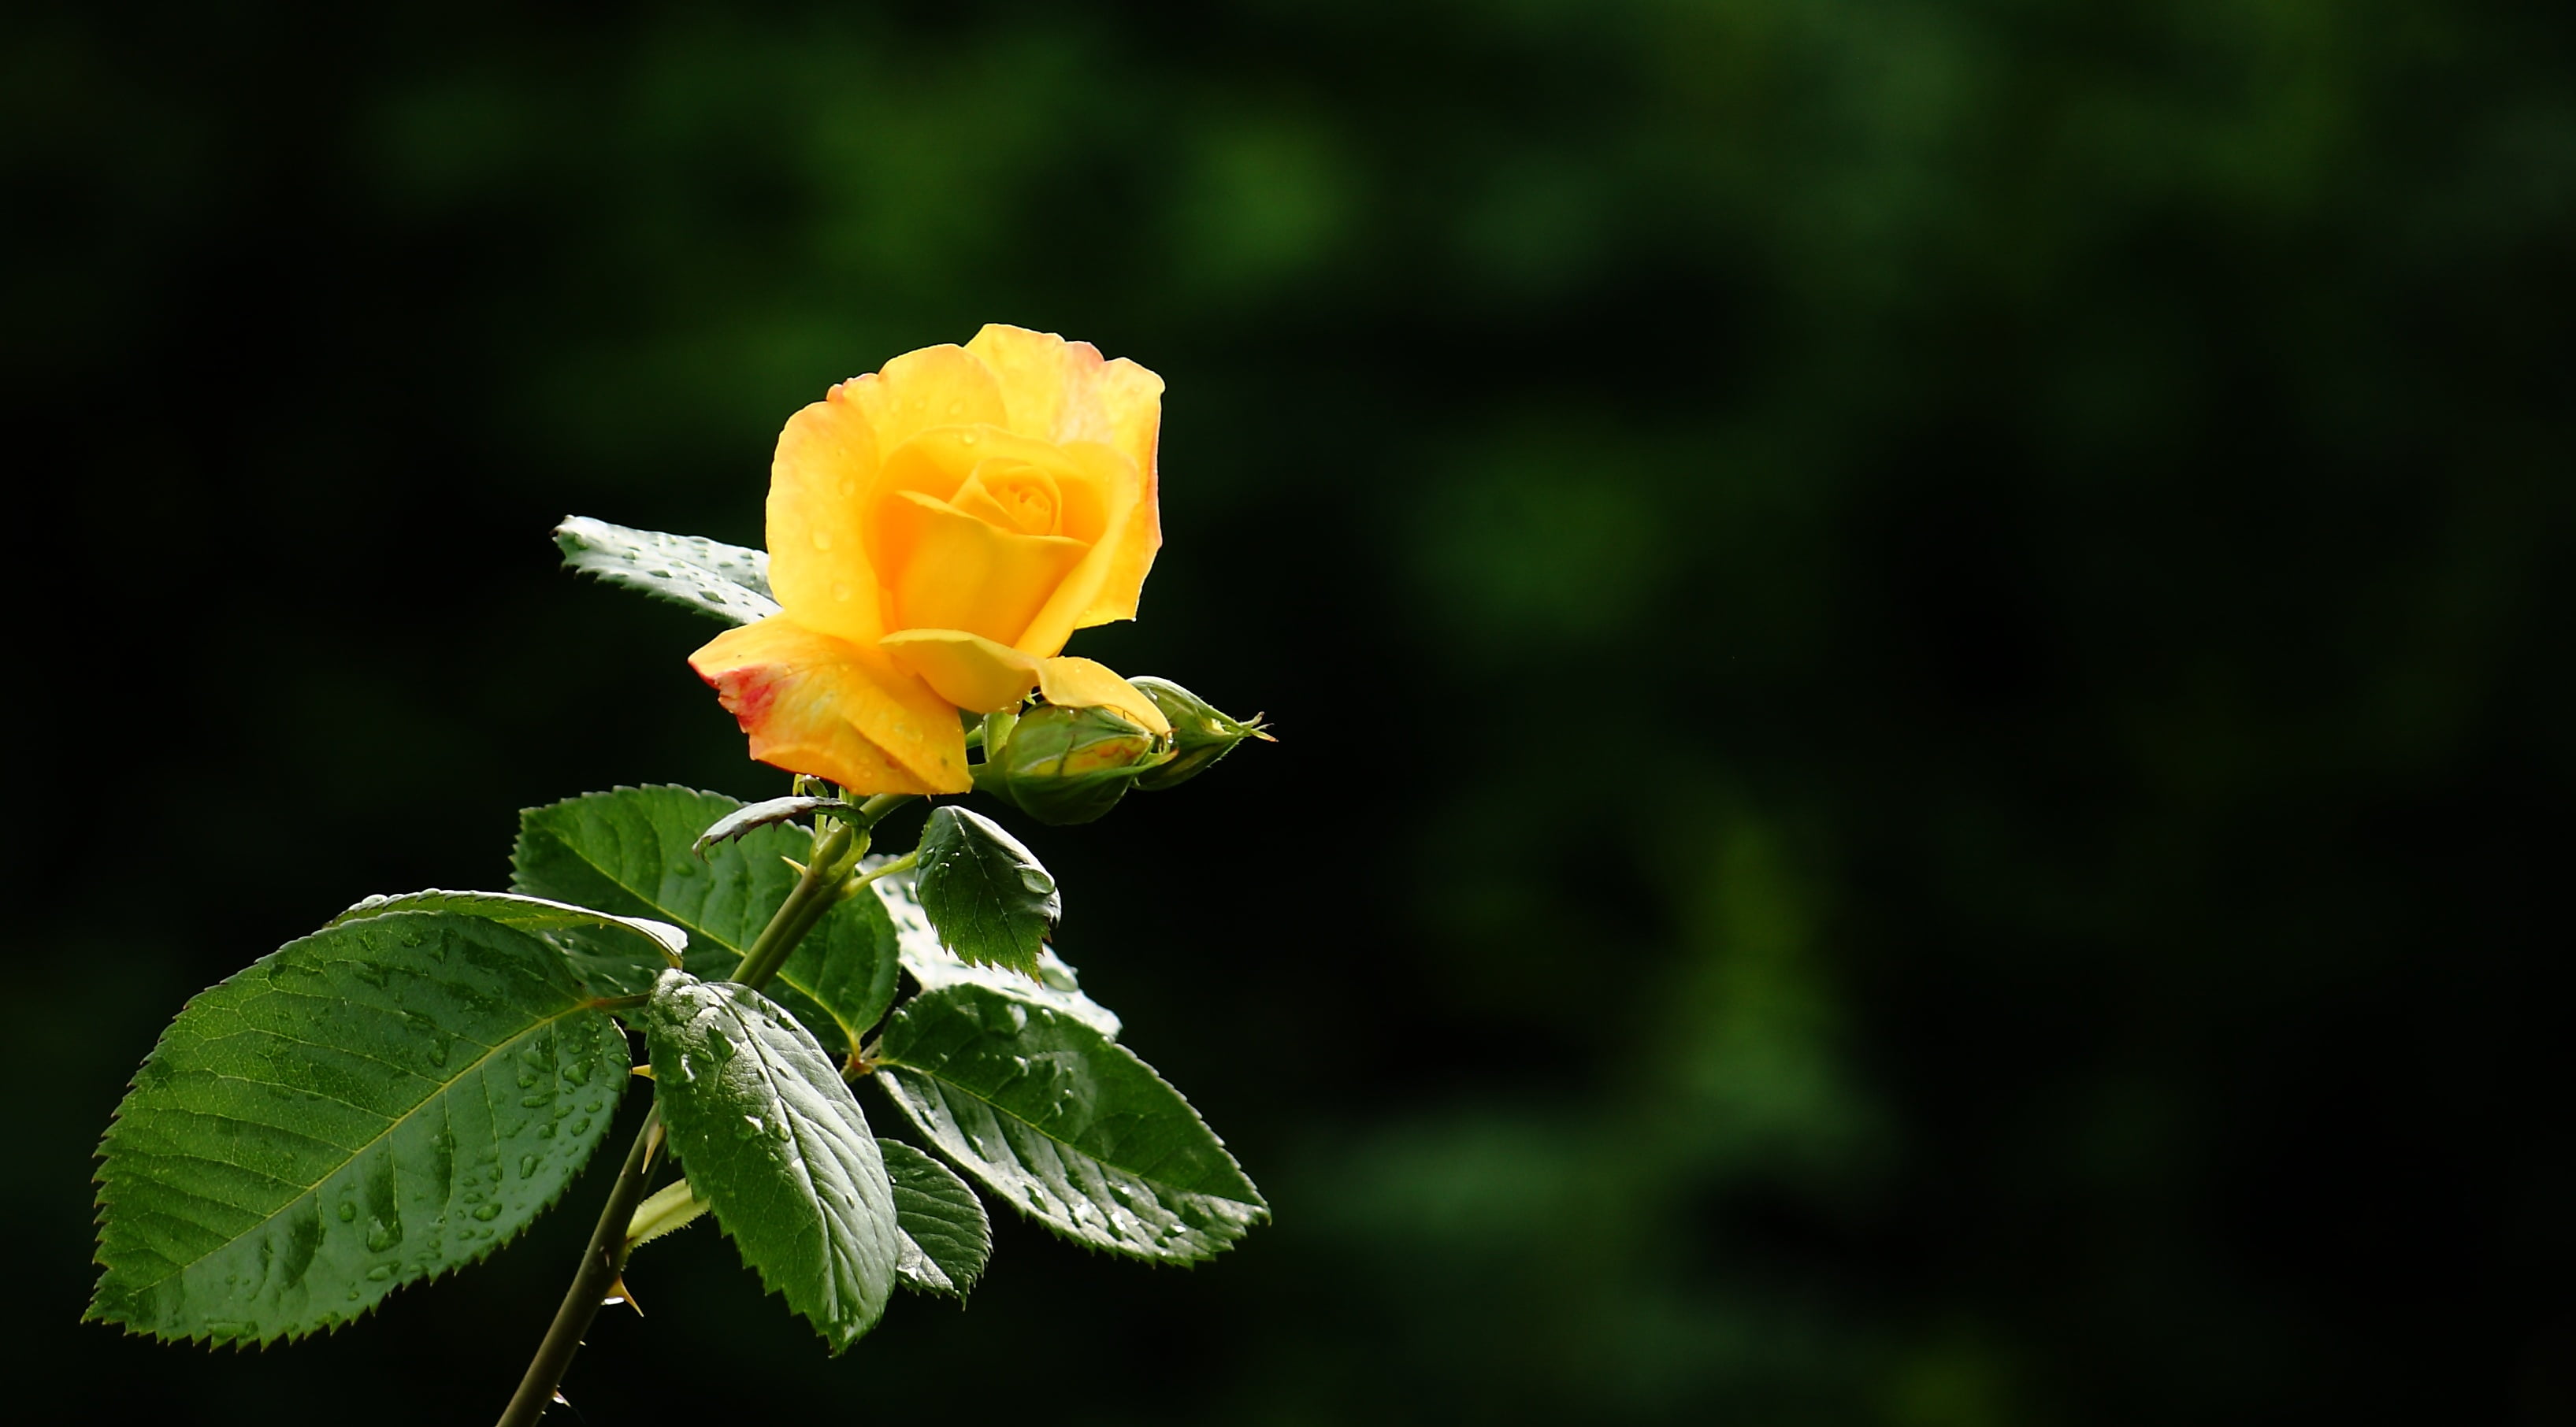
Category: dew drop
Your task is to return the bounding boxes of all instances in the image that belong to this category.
[810,529,833,551]
[473,1202,503,1222]
[366,1266,392,1282]
[830,582,853,602]
[519,1155,542,1180]
[336,1202,356,1223]
[571,1118,592,1136]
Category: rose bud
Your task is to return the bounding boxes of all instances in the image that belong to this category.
[974,701,1172,825]
[1125,676,1271,791]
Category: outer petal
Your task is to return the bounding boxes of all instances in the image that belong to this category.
[880,629,1041,713]
[836,344,1008,456]
[1037,656,1173,736]
[966,324,1163,628]
[766,393,885,647]
[691,617,971,795]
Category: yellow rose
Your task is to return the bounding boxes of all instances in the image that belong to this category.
[690,325,1173,795]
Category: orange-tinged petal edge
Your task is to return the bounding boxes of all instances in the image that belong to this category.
[691,617,970,794]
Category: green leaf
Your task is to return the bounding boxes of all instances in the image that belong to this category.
[641,971,899,1349]
[912,806,1060,975]
[555,516,779,625]
[880,1139,990,1299]
[329,889,685,998]
[88,912,631,1346]
[692,795,851,855]
[874,868,1121,1040]
[874,983,1267,1263]
[514,786,899,1056]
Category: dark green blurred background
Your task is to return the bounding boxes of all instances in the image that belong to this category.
[6,2,2573,1421]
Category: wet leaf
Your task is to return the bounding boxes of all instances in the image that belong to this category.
[514,786,899,1053]
[874,984,1265,1264]
[642,972,898,1350]
[913,806,1060,976]
[881,1139,990,1298]
[88,912,630,1346]
[329,888,686,990]
[555,516,778,625]
[874,866,1120,1040]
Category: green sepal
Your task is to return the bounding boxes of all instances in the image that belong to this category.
[88,911,632,1346]
[555,517,778,625]
[974,702,1171,825]
[880,1139,991,1298]
[874,983,1266,1263]
[912,806,1060,976]
[640,970,900,1351]
[513,787,900,1054]
[1127,676,1271,791]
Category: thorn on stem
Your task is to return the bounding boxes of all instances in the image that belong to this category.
[602,1276,643,1316]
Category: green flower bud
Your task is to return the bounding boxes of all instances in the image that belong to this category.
[1126,676,1271,791]
[974,702,1172,825]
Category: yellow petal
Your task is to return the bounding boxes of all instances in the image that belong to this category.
[880,629,1042,713]
[872,424,1086,517]
[965,324,1163,629]
[1037,656,1173,737]
[764,392,885,646]
[964,324,1161,478]
[690,616,970,794]
[1013,441,1144,658]
[835,343,1008,454]
[874,491,1088,646]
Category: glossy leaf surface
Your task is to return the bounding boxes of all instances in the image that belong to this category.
[555,516,779,625]
[514,786,900,1054]
[914,806,1060,975]
[881,1138,990,1298]
[642,972,899,1349]
[329,888,685,997]
[89,912,630,1345]
[874,984,1265,1263]
[875,869,1120,1040]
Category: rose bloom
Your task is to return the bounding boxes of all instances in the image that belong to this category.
[692,325,1172,795]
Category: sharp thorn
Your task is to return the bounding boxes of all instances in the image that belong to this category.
[603,1276,643,1315]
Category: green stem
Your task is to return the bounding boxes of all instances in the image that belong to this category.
[493,794,911,1425]
[492,1104,663,1427]
[731,821,856,991]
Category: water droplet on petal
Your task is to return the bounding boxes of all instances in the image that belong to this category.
[810,529,833,551]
